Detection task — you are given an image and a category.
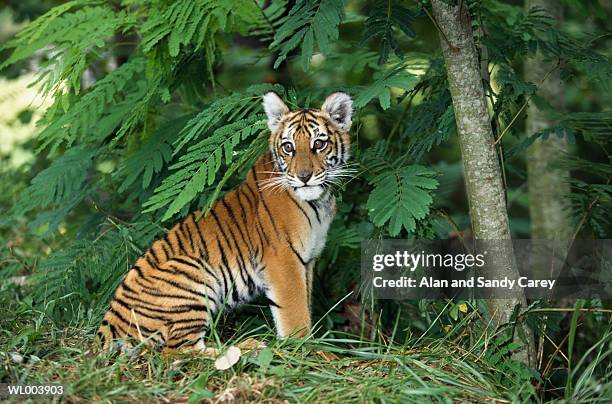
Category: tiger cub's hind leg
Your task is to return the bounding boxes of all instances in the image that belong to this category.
[152,256,218,352]
[164,317,210,352]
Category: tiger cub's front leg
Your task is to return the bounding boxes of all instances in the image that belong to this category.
[263,250,311,338]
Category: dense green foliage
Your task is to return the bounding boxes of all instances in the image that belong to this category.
[0,0,610,401]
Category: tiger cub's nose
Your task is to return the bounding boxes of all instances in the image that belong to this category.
[297,172,312,185]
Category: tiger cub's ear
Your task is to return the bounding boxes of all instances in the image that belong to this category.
[322,92,353,132]
[263,92,289,133]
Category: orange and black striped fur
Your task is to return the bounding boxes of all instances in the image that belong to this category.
[97,92,354,352]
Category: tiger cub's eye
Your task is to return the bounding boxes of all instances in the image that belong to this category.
[281,142,294,155]
[313,139,327,150]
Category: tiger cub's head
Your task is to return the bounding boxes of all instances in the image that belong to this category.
[262,92,353,201]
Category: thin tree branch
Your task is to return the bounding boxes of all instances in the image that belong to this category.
[420,2,457,52]
[494,62,559,145]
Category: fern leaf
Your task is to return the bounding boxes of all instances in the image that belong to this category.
[270,0,346,70]
[14,145,95,232]
[141,0,213,56]
[249,0,289,39]
[141,84,284,220]
[505,111,612,159]
[19,145,94,211]
[355,65,417,109]
[366,153,438,235]
[33,219,161,320]
[2,4,135,96]
[203,130,270,213]
[360,0,418,64]
[405,93,455,161]
[141,0,259,57]
[172,83,284,152]
[326,222,361,264]
[143,115,267,220]
[116,115,193,193]
[36,58,147,152]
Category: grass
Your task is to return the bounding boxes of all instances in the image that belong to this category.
[2,325,514,403]
[1,287,611,403]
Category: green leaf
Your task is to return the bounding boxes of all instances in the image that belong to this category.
[252,347,274,369]
[270,0,345,71]
[143,115,268,221]
[366,163,438,236]
[355,65,417,109]
[36,57,147,152]
[16,145,94,212]
[1,4,136,96]
[360,0,418,64]
[116,115,193,193]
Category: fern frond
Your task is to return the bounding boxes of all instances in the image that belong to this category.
[203,130,269,213]
[18,145,94,211]
[562,112,612,145]
[402,88,454,161]
[354,64,417,109]
[143,115,268,220]
[249,0,289,39]
[482,2,611,93]
[561,156,612,238]
[360,0,418,64]
[173,83,284,152]
[324,48,380,74]
[326,222,361,264]
[270,0,346,70]
[141,0,260,57]
[411,104,455,160]
[367,164,438,236]
[504,126,569,159]
[505,112,612,159]
[14,145,95,232]
[116,115,193,194]
[142,0,213,56]
[2,4,136,96]
[36,57,147,152]
[33,219,161,320]
[140,84,283,220]
[364,143,439,236]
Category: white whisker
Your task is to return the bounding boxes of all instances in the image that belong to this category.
[258,177,288,193]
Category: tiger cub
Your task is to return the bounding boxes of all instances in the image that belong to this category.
[97,92,353,352]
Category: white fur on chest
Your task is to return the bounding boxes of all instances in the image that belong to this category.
[301,194,335,262]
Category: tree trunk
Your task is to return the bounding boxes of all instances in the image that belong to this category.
[525,0,572,240]
[430,0,533,365]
